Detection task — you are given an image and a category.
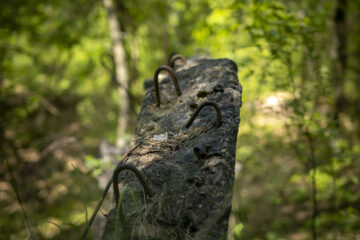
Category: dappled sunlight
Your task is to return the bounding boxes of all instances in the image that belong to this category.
[37,219,62,238]
[1,0,359,239]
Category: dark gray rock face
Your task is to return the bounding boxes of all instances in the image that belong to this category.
[102,58,242,240]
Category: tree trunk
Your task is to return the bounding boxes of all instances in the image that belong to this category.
[163,23,168,65]
[334,0,347,121]
[103,0,130,147]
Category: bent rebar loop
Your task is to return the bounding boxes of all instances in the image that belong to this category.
[112,163,153,226]
[169,54,186,68]
[153,65,182,108]
[185,101,222,129]
[113,163,153,206]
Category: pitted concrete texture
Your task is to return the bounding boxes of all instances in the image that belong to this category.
[102,57,242,240]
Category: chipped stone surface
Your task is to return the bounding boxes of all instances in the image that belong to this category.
[151,133,168,141]
[102,58,242,240]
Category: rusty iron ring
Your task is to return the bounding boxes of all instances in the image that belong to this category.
[185,101,222,128]
[153,65,182,107]
[169,54,186,68]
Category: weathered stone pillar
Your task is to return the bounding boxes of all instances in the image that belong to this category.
[102,57,242,240]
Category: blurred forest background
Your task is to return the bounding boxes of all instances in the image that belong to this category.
[1,0,359,239]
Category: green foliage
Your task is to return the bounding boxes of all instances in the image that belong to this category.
[1,0,359,239]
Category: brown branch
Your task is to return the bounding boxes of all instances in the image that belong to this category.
[39,137,77,160]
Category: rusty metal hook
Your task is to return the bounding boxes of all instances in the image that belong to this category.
[185,101,222,128]
[153,65,182,108]
[169,54,186,68]
[112,163,153,226]
[113,163,153,205]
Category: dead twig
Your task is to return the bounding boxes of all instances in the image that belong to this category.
[80,142,143,240]
[5,144,38,240]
